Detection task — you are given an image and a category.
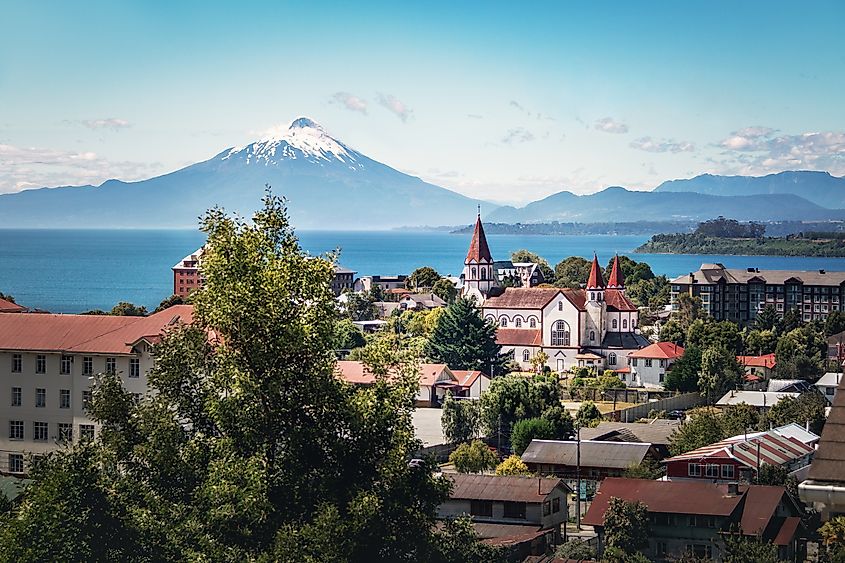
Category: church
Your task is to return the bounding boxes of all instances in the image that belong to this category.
[461,214,650,374]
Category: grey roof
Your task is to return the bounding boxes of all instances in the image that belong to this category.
[578,420,681,446]
[817,373,844,388]
[446,473,570,503]
[599,332,651,350]
[520,439,652,469]
[671,263,845,286]
[716,390,799,407]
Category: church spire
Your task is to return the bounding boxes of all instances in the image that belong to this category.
[607,254,625,289]
[465,211,492,263]
[586,253,605,290]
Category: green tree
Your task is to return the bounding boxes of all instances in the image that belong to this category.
[109,301,147,316]
[495,455,530,476]
[659,318,686,346]
[623,458,663,480]
[449,440,498,474]
[675,293,705,331]
[541,406,574,440]
[826,311,845,337]
[576,401,602,428]
[153,294,186,313]
[441,392,480,444]
[755,464,799,503]
[603,497,650,554]
[781,306,802,333]
[555,539,596,560]
[669,409,726,455]
[664,346,702,393]
[699,347,743,403]
[754,305,781,332]
[775,325,827,380]
[719,403,761,438]
[343,289,379,321]
[406,266,441,290]
[479,374,562,440]
[744,329,777,355]
[426,297,511,375]
[553,256,591,288]
[763,392,827,434]
[0,292,14,303]
[0,193,495,561]
[432,278,457,303]
[723,534,782,563]
[686,319,743,355]
[510,418,556,455]
[333,318,366,350]
[511,249,555,284]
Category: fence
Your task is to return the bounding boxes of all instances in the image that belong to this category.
[607,392,704,422]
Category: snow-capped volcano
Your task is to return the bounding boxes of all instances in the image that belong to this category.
[222,117,362,169]
[0,117,491,229]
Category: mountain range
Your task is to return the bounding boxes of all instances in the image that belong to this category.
[1,119,844,229]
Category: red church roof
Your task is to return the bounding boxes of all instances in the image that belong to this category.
[586,254,605,290]
[465,214,492,263]
[607,255,624,289]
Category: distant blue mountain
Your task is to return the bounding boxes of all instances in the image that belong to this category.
[0,118,490,229]
[653,171,845,208]
[487,185,845,224]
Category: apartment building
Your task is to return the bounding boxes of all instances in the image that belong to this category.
[0,305,193,474]
[670,263,845,325]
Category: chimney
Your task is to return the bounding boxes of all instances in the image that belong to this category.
[727,482,739,496]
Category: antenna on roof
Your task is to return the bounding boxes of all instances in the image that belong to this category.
[477,204,481,217]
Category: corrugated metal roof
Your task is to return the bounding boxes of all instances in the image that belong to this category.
[446,473,569,503]
[520,439,652,469]
[665,429,814,469]
[578,420,680,446]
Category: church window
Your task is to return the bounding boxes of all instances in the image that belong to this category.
[558,301,563,311]
[515,318,522,328]
[480,268,487,280]
[590,292,595,301]
[522,350,530,362]
[623,319,628,330]
[608,352,617,366]
[589,330,595,341]
[500,317,508,327]
[529,318,536,328]
[552,321,570,346]
[471,267,477,278]
[612,319,618,329]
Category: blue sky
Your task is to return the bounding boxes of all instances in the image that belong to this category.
[1,0,844,204]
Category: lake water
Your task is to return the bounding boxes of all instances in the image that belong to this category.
[4,229,845,314]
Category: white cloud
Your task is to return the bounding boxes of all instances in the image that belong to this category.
[594,117,629,134]
[714,129,845,176]
[501,127,535,144]
[0,143,157,194]
[630,136,695,153]
[331,92,368,114]
[79,118,132,131]
[377,93,412,122]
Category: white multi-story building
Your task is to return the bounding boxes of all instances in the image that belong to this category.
[625,342,685,388]
[0,305,192,474]
[460,215,649,373]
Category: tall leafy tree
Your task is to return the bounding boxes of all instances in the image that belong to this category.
[602,497,650,555]
[440,392,480,443]
[426,297,510,375]
[0,193,498,562]
[510,418,556,455]
[449,440,498,474]
[754,304,781,332]
[432,278,457,303]
[664,346,702,393]
[109,301,148,316]
[406,266,441,289]
[479,374,562,439]
[553,256,591,288]
[669,409,726,455]
[699,347,743,404]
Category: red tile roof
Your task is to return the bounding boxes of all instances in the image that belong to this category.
[335,361,454,387]
[560,288,587,310]
[484,287,561,309]
[465,215,492,263]
[0,305,193,355]
[451,369,488,388]
[0,298,25,313]
[496,328,542,346]
[627,342,684,359]
[737,353,776,369]
[586,254,605,290]
[604,289,637,312]
[607,255,624,289]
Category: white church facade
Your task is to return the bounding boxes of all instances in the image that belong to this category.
[461,214,649,373]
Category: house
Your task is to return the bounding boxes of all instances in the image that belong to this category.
[398,293,447,311]
[172,246,355,297]
[437,473,570,548]
[461,215,649,372]
[815,372,843,404]
[334,361,483,406]
[663,426,817,483]
[800,374,845,520]
[584,478,805,561]
[0,298,26,314]
[520,439,655,481]
[0,305,194,473]
[737,353,777,379]
[353,275,408,293]
[626,342,684,388]
[670,263,845,325]
[493,261,545,288]
[715,390,800,411]
[578,420,680,459]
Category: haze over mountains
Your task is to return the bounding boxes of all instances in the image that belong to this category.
[1,119,844,229]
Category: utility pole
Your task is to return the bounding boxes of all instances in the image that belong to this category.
[576,423,582,531]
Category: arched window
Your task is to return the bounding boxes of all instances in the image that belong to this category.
[590,292,595,301]
[529,318,537,328]
[589,330,595,341]
[515,317,522,328]
[500,317,508,327]
[485,315,496,322]
[471,267,477,279]
[480,268,487,280]
[552,321,570,346]
[522,350,530,362]
[622,319,628,329]
[608,352,617,366]
[612,319,618,329]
